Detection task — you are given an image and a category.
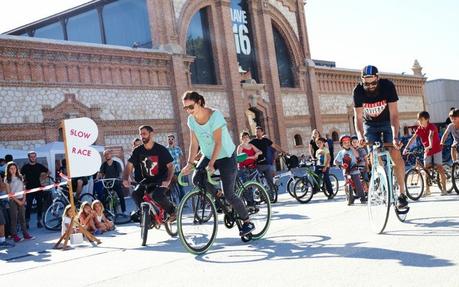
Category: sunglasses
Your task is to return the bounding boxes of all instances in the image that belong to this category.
[363,80,378,87]
[182,103,196,111]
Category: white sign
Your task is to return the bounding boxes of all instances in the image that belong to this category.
[231,8,251,55]
[63,117,102,178]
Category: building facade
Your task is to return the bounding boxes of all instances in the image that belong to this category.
[425,79,459,124]
[0,0,426,160]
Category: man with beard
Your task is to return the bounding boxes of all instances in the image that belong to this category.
[122,126,176,220]
[353,65,408,208]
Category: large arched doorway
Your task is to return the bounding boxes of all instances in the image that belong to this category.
[245,107,264,135]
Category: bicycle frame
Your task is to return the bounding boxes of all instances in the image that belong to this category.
[371,146,397,205]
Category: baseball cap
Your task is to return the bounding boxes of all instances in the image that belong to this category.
[361,65,378,77]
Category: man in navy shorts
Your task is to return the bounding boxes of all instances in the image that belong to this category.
[353,65,408,208]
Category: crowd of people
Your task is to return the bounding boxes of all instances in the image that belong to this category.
[1,64,458,250]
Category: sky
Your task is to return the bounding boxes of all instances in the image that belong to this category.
[0,0,457,80]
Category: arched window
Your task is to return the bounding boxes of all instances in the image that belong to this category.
[294,134,303,146]
[332,131,339,142]
[272,25,295,87]
[186,7,217,85]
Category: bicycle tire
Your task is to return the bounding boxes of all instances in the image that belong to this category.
[164,219,178,237]
[237,181,271,240]
[177,189,218,254]
[452,162,459,194]
[345,185,355,206]
[404,168,424,200]
[367,165,390,234]
[437,163,453,193]
[293,177,314,203]
[286,177,298,198]
[44,200,66,231]
[330,174,339,196]
[260,176,277,204]
[141,204,150,246]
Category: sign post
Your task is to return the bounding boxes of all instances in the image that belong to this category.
[54,117,102,249]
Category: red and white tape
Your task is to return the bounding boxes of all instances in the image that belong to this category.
[0,173,70,200]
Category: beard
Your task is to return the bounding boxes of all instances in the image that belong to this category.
[364,84,379,95]
[142,136,150,144]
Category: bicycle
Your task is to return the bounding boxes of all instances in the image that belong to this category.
[95,178,131,225]
[452,160,459,194]
[136,181,177,246]
[367,142,409,234]
[404,151,453,200]
[341,164,369,205]
[176,163,271,254]
[43,177,95,231]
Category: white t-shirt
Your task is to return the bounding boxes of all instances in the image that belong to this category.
[62,216,72,236]
[446,123,459,144]
[9,177,24,200]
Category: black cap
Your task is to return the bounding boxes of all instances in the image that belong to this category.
[362,65,378,77]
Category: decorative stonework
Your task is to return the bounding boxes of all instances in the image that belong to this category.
[282,93,310,116]
[195,90,230,117]
[286,127,311,156]
[173,0,188,20]
[269,0,299,38]
[0,87,174,124]
[0,140,45,150]
[322,122,351,137]
[319,94,352,114]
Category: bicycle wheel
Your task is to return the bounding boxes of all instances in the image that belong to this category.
[44,200,66,231]
[367,165,390,234]
[345,185,355,206]
[329,174,339,196]
[260,176,277,203]
[293,177,314,203]
[238,181,271,240]
[140,204,150,246]
[286,177,298,198]
[452,162,459,194]
[164,216,178,237]
[404,168,424,200]
[438,163,453,193]
[177,189,218,254]
[392,171,408,222]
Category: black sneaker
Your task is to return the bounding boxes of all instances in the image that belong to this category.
[398,194,408,209]
[360,196,367,204]
[240,222,255,236]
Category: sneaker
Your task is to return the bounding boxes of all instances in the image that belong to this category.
[360,196,368,204]
[23,232,35,240]
[239,222,255,236]
[12,234,22,243]
[398,194,409,209]
[0,241,15,249]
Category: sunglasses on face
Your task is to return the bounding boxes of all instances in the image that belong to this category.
[363,80,378,87]
[183,103,196,111]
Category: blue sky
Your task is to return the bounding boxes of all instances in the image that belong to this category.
[0,0,457,80]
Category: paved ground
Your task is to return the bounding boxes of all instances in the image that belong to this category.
[1,183,458,287]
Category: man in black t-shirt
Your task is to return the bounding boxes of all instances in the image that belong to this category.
[353,65,407,208]
[250,126,285,200]
[21,151,49,228]
[123,125,175,219]
[98,149,126,213]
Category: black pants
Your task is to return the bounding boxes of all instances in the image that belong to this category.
[113,181,126,213]
[25,191,43,222]
[132,182,175,215]
[196,153,249,221]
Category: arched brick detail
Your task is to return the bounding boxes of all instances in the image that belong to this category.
[177,0,216,49]
[269,6,303,69]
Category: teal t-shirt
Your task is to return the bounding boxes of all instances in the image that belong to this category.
[187,110,236,160]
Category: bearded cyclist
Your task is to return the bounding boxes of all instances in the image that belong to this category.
[353,65,408,208]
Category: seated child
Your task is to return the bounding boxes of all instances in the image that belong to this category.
[91,200,114,232]
[61,204,79,236]
[78,201,100,235]
[334,135,366,204]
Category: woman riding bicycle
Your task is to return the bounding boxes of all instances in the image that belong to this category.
[180,91,255,236]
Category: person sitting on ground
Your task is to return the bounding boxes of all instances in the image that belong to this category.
[61,205,80,236]
[334,135,366,204]
[5,162,34,242]
[315,137,334,199]
[404,111,447,196]
[92,200,114,232]
[78,201,100,235]
[440,108,459,162]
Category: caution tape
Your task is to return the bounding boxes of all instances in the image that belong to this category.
[0,173,70,200]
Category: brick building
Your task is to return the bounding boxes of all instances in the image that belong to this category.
[0,0,426,160]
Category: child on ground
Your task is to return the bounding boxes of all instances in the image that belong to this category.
[78,201,100,235]
[404,111,447,196]
[5,162,34,242]
[61,204,79,236]
[440,108,459,162]
[315,137,334,199]
[91,200,114,232]
[334,135,366,204]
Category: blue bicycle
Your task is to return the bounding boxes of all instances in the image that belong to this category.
[367,142,409,233]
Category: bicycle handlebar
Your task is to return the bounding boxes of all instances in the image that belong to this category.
[177,166,218,187]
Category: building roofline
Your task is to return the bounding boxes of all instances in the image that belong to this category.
[313,65,423,79]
